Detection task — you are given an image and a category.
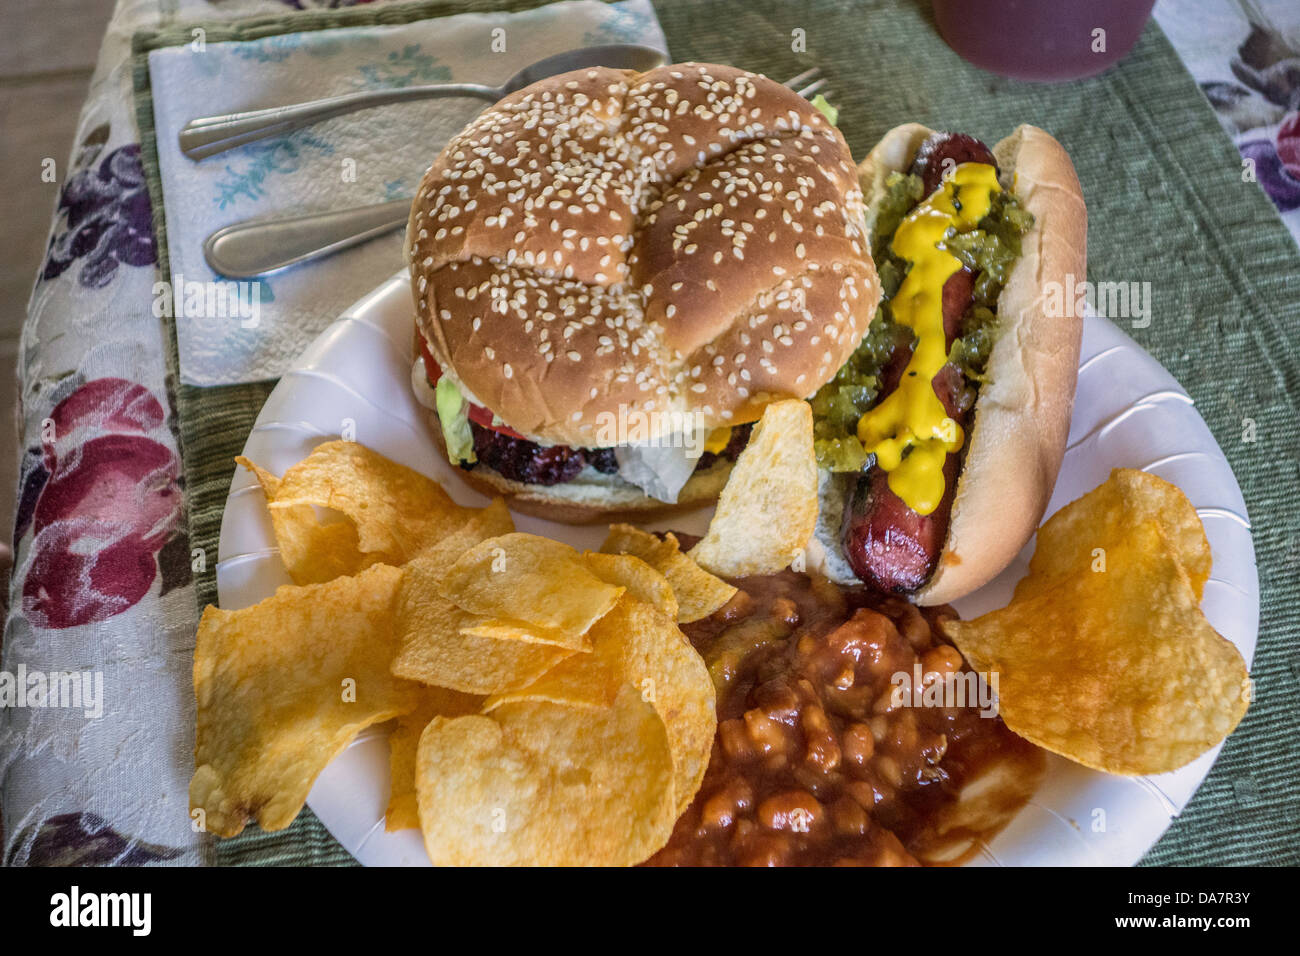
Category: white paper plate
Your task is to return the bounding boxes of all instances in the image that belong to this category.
[217,271,1258,866]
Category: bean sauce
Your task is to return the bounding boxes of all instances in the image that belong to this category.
[644,568,1045,866]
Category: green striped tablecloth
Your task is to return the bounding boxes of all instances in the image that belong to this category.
[132,0,1300,865]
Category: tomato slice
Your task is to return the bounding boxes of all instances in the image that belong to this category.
[418,337,528,440]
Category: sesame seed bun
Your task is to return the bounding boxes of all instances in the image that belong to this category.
[406,62,880,451]
[814,123,1088,605]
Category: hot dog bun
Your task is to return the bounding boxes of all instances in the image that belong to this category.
[813,123,1087,605]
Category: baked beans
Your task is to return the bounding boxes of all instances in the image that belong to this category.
[645,567,1044,866]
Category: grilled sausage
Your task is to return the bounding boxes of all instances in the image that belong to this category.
[841,272,974,593]
[910,132,999,195]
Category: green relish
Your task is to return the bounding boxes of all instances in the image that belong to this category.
[811,170,1034,472]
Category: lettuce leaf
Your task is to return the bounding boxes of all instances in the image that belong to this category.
[435,376,476,465]
[810,94,838,126]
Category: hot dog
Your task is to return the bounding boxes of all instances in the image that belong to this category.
[811,124,1087,605]
[842,135,988,592]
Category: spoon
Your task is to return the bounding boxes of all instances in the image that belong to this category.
[179,43,667,160]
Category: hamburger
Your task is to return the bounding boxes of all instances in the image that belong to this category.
[406,62,880,522]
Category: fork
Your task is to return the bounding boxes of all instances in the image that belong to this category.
[784,65,830,101]
[203,66,832,278]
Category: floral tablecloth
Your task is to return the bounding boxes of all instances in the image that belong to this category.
[1154,0,1300,235]
[3,0,1298,867]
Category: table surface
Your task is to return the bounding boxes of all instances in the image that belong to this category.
[2,0,1298,868]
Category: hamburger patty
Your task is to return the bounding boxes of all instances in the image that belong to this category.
[468,423,589,485]
[465,422,753,486]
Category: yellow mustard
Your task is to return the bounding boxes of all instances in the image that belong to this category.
[856,163,1000,515]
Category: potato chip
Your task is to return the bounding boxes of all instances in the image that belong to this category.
[439,533,622,641]
[416,496,515,562]
[600,524,735,623]
[191,563,418,837]
[582,550,679,620]
[386,686,483,831]
[458,618,581,649]
[238,449,509,583]
[238,456,375,584]
[416,685,675,866]
[270,440,472,565]
[1017,468,1212,601]
[391,549,576,695]
[688,399,818,577]
[394,518,599,694]
[484,594,716,814]
[387,587,572,697]
[945,521,1250,776]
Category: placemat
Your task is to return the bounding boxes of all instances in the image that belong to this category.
[132,0,1300,866]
